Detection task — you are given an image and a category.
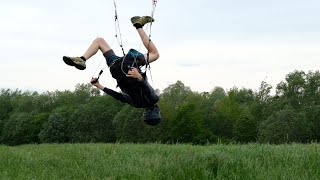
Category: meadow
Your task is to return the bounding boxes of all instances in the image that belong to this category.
[0,143,319,179]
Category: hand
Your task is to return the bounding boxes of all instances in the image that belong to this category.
[127,67,143,81]
[90,78,100,86]
[90,78,105,90]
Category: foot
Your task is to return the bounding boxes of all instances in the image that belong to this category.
[131,16,154,27]
[63,56,86,70]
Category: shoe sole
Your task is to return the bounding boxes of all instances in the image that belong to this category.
[63,56,86,70]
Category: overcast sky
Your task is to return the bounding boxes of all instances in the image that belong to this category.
[1,0,319,93]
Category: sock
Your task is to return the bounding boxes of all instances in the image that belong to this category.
[134,23,143,29]
[80,56,86,61]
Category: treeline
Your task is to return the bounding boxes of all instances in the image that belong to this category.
[0,70,319,145]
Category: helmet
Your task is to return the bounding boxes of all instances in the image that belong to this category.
[143,105,161,126]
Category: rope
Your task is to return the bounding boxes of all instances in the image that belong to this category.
[145,0,158,84]
[113,0,125,56]
[92,0,125,82]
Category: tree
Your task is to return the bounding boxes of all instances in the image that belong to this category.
[207,87,258,143]
[69,96,122,143]
[1,113,41,145]
[38,106,74,143]
[11,91,37,113]
[276,70,306,109]
[169,103,213,144]
[161,81,193,110]
[304,71,320,106]
[304,105,320,141]
[234,107,256,143]
[50,83,99,109]
[113,105,162,143]
[0,90,13,137]
[258,106,312,144]
[158,81,194,141]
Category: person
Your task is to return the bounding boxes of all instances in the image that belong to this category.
[62,16,161,126]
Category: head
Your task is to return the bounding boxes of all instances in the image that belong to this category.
[143,105,161,126]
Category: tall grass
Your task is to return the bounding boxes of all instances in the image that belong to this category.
[0,143,319,179]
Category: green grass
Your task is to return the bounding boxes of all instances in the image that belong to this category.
[0,143,319,179]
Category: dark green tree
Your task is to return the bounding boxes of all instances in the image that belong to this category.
[70,96,122,143]
[304,105,320,141]
[209,87,257,142]
[276,70,306,109]
[1,113,41,145]
[113,105,162,142]
[0,90,14,138]
[234,107,256,143]
[158,81,194,141]
[169,103,213,144]
[258,106,312,144]
[38,106,74,143]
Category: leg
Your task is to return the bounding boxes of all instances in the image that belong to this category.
[82,37,111,60]
[63,37,112,70]
[136,28,160,63]
[131,16,160,63]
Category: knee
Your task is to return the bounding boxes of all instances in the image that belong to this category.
[94,37,106,45]
[151,51,160,61]
[154,52,160,60]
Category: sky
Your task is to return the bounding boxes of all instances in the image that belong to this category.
[0,0,320,93]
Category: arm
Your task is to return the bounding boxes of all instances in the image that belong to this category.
[126,67,143,81]
[126,70,159,104]
[90,78,130,104]
[126,68,155,94]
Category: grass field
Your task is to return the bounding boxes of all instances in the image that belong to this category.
[0,143,319,179]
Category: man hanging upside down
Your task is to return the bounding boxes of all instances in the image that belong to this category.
[62,16,161,126]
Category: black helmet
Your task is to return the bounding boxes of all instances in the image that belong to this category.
[143,105,161,126]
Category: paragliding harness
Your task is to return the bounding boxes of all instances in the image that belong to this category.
[110,49,147,83]
[115,49,158,106]
[92,49,147,87]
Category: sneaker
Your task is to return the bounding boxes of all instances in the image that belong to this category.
[131,16,154,27]
[63,56,86,70]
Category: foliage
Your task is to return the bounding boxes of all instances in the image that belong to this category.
[1,112,43,145]
[69,96,122,143]
[258,106,312,144]
[169,103,213,144]
[38,106,74,143]
[113,105,162,142]
[1,70,320,145]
